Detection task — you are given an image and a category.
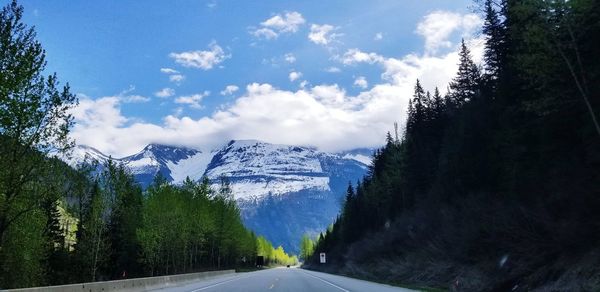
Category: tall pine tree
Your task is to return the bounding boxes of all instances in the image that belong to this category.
[448,39,481,106]
[482,0,505,83]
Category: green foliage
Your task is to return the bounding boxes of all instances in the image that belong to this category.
[0,2,77,286]
[256,235,297,266]
[0,0,77,245]
[72,181,109,282]
[448,39,482,106]
[0,203,46,288]
[482,0,505,82]
[102,161,144,278]
[299,233,315,261]
[137,175,263,275]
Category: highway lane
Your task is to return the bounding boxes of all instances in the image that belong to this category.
[154,267,415,292]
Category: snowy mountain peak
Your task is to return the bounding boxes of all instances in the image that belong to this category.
[337,148,375,166]
[202,140,367,200]
[66,140,369,196]
[63,144,110,166]
[131,143,200,163]
[118,144,206,186]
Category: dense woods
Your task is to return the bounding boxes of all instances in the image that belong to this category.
[305,0,600,290]
[0,1,296,289]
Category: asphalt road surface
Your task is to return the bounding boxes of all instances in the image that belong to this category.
[155,267,415,292]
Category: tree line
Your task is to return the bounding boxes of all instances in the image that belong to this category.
[0,1,296,288]
[305,0,600,290]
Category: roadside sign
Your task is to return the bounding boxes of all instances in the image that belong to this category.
[320,252,326,264]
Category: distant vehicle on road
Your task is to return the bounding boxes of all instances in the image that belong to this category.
[256,256,264,267]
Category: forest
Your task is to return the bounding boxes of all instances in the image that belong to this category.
[0,1,296,289]
[304,0,600,291]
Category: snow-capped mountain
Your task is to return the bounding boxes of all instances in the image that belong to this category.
[120,144,213,188]
[338,148,375,166]
[68,140,371,252]
[69,140,370,196]
[64,144,110,166]
[206,140,331,200]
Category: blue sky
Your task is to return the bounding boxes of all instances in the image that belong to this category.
[17,0,483,156]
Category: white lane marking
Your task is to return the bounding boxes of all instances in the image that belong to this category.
[189,275,251,291]
[300,270,350,292]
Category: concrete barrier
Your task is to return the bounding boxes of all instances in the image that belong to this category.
[5,270,235,292]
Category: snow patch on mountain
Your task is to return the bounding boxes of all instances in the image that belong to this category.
[343,153,372,165]
[67,140,369,200]
[62,145,109,167]
[127,157,156,168]
[167,151,215,183]
[203,140,333,200]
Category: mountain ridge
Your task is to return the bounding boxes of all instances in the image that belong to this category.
[66,140,372,196]
[65,140,372,252]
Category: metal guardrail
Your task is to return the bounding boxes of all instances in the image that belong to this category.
[4,269,235,292]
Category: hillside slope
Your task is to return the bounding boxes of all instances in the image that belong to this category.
[305,1,600,291]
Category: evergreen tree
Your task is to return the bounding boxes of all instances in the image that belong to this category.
[406,99,415,136]
[73,181,109,282]
[424,91,434,120]
[448,39,481,106]
[42,199,65,251]
[407,79,426,134]
[482,0,505,82]
[432,87,445,119]
[103,161,144,279]
[41,197,70,285]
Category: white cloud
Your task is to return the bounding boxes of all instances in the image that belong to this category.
[70,95,163,156]
[155,88,175,98]
[160,68,179,74]
[252,28,278,40]
[251,11,305,39]
[284,53,296,63]
[175,91,210,109]
[415,11,483,55]
[374,32,383,41]
[299,80,308,88]
[173,107,184,117]
[340,49,385,65]
[262,11,305,33]
[354,76,368,89]
[70,10,485,157]
[115,85,150,103]
[289,71,302,82]
[325,66,341,73]
[169,41,230,70]
[308,24,341,46]
[169,74,186,84]
[71,96,126,129]
[123,95,150,103]
[220,85,239,96]
[311,84,346,106]
[161,68,185,85]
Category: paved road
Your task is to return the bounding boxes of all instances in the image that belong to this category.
[154,267,415,292]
